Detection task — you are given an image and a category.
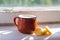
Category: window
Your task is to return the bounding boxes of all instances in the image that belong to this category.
[0,0,60,12]
[0,0,60,6]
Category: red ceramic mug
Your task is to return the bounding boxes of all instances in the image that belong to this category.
[14,14,37,34]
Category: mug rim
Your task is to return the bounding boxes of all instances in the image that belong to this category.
[18,14,36,18]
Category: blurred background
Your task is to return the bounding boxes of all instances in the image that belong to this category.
[0,0,60,24]
[0,0,60,6]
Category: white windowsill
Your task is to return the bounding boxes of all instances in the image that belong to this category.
[0,7,60,12]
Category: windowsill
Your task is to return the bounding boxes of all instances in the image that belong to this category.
[0,7,60,12]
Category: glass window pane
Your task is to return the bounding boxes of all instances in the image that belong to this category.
[0,0,60,6]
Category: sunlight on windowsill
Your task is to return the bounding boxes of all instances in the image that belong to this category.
[0,30,12,35]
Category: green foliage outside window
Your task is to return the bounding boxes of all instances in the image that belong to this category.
[0,0,60,6]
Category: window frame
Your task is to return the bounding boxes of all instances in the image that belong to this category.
[0,7,60,12]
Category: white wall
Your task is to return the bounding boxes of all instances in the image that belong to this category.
[0,11,60,23]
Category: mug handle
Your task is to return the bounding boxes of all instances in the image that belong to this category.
[14,17,20,26]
